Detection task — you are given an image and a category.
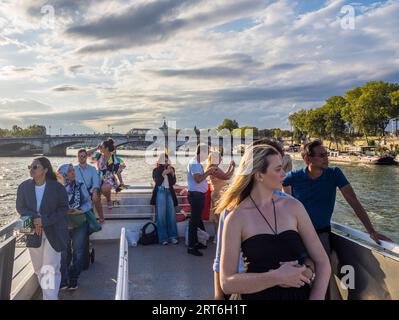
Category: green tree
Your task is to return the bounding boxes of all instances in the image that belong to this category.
[26,125,47,136]
[236,126,258,137]
[346,82,399,139]
[305,108,327,140]
[217,119,239,132]
[11,125,23,136]
[258,128,273,138]
[323,96,347,148]
[390,90,399,136]
[289,109,308,143]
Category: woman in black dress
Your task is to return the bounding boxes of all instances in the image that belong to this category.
[217,144,330,300]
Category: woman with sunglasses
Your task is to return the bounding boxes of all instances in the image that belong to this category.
[16,157,69,300]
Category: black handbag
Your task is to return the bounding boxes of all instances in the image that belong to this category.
[26,234,42,248]
[138,222,158,245]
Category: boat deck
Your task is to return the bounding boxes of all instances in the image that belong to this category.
[34,241,215,300]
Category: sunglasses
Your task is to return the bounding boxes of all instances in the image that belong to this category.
[311,152,328,159]
[79,154,87,158]
[28,164,43,170]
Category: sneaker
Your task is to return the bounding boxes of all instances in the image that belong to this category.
[161,241,168,245]
[195,243,207,250]
[170,238,179,245]
[187,248,203,256]
[68,280,78,291]
[60,283,69,291]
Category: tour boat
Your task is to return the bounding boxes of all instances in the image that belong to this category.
[1,185,398,300]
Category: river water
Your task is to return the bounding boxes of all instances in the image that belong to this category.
[1,150,398,243]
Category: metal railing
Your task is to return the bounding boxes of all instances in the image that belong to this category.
[332,221,399,256]
[115,228,129,300]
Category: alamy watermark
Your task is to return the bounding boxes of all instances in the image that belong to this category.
[340,5,356,30]
[143,121,254,175]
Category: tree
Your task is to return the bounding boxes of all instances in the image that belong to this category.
[258,128,273,138]
[234,126,259,137]
[26,125,47,136]
[0,128,10,137]
[390,90,399,136]
[346,82,399,139]
[323,96,347,148]
[217,119,239,132]
[11,125,23,136]
[289,109,309,143]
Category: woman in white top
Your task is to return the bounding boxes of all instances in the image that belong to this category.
[16,157,69,300]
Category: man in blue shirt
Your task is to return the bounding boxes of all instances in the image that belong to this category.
[186,144,217,256]
[75,149,105,224]
[283,140,391,253]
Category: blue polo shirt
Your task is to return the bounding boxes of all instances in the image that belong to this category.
[282,166,350,230]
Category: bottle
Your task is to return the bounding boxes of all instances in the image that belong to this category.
[14,216,35,235]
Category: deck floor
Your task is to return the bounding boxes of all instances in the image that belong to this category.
[50,241,215,300]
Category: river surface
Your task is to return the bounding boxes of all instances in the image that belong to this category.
[1,150,398,243]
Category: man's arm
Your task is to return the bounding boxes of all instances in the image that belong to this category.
[193,170,212,183]
[340,184,392,244]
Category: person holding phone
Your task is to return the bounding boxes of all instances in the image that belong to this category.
[16,157,69,300]
[150,153,179,245]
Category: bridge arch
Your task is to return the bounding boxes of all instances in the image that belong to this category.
[0,142,42,156]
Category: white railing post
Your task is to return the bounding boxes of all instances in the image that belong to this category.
[115,227,129,300]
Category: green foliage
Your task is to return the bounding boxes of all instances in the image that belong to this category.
[0,125,47,137]
[289,81,399,141]
[217,119,239,132]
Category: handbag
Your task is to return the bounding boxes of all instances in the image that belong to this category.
[68,212,87,229]
[138,222,158,245]
[85,210,102,234]
[26,234,42,248]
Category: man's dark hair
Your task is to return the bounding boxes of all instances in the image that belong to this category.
[302,140,323,157]
[78,148,87,155]
[251,138,284,157]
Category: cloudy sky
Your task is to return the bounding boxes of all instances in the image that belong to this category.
[0,0,398,134]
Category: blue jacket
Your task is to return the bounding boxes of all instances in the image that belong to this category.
[16,179,69,252]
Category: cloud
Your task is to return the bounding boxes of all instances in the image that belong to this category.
[52,85,82,92]
[0,98,53,112]
[147,66,244,79]
[68,64,84,72]
[1,0,399,132]
[65,0,267,54]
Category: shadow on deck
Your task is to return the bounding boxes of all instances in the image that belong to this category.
[34,241,215,300]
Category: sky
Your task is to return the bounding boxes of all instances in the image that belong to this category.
[0,0,398,134]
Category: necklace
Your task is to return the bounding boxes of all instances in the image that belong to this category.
[249,195,278,235]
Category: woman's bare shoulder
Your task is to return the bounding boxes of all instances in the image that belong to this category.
[275,195,304,212]
[224,199,251,224]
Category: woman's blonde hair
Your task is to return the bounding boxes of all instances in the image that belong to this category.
[216,144,279,213]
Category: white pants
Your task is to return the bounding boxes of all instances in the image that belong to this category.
[28,231,61,300]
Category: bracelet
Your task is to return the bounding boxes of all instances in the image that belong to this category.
[310,272,316,282]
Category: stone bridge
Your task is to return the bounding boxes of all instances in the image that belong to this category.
[0,133,259,156]
[0,134,157,156]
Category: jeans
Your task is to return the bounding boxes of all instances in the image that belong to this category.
[61,222,88,284]
[155,186,178,244]
[188,191,206,248]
